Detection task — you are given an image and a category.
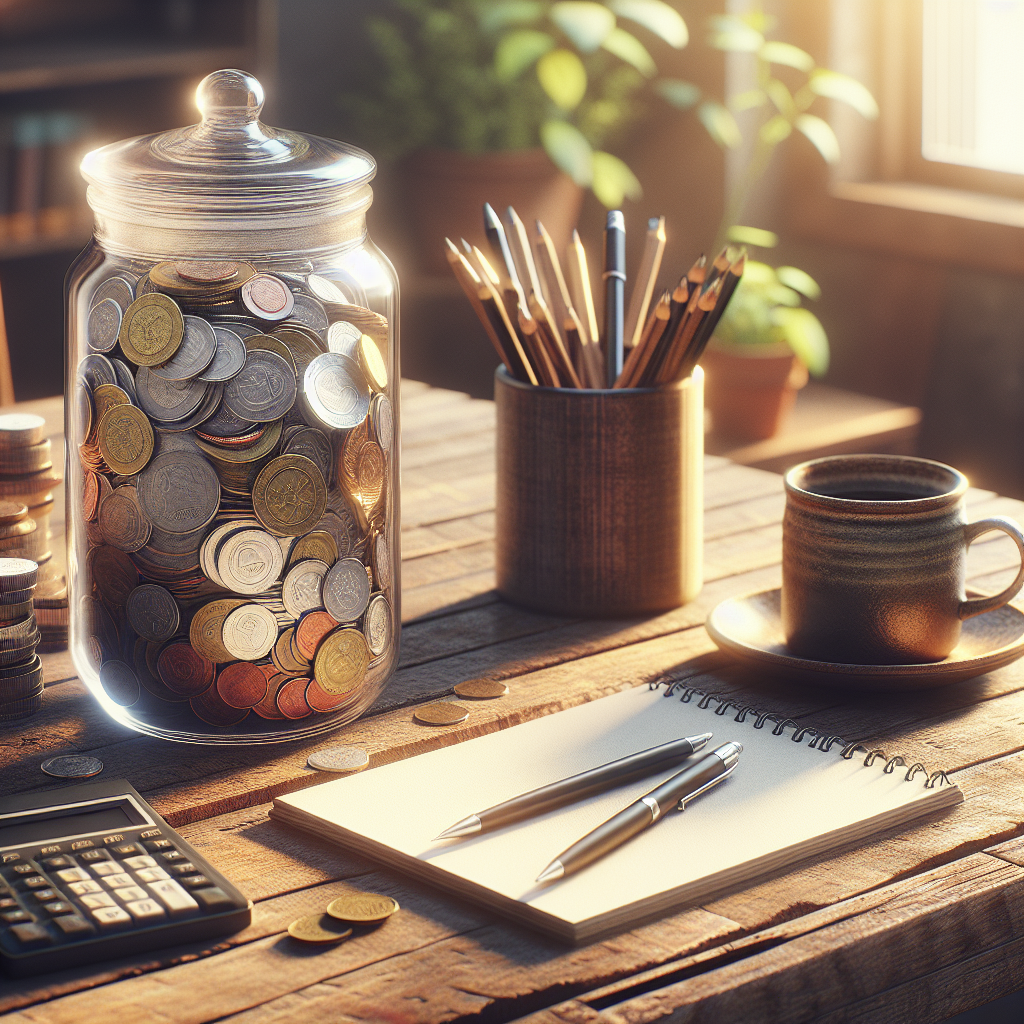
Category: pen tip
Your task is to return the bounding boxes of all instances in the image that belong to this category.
[433,814,483,841]
[536,860,565,884]
[691,732,714,750]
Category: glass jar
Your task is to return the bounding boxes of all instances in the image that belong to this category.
[65,70,399,744]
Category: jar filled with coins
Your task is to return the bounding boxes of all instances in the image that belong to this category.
[66,70,398,742]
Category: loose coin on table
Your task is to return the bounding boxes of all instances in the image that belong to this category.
[326,893,399,923]
[414,702,470,726]
[307,745,370,773]
[40,755,104,779]
[453,678,509,699]
[287,914,353,944]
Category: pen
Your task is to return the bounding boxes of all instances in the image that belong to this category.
[434,732,713,840]
[603,210,626,387]
[536,741,743,883]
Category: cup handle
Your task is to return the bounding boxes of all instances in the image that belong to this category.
[960,516,1024,620]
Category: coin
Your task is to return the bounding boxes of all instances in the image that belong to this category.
[217,529,284,595]
[287,913,352,944]
[150,315,217,381]
[191,684,250,727]
[272,627,309,675]
[326,893,399,922]
[283,426,332,482]
[119,293,185,366]
[318,509,358,561]
[223,349,296,422]
[189,598,247,663]
[222,603,279,660]
[253,454,327,536]
[96,405,154,476]
[99,660,141,707]
[92,275,135,311]
[288,293,329,334]
[272,328,322,381]
[370,393,393,453]
[138,452,221,535]
[88,547,137,607]
[195,400,255,438]
[282,559,329,619]
[157,641,216,697]
[135,366,208,422]
[175,260,239,284]
[98,486,152,553]
[243,333,297,373]
[88,297,123,353]
[0,558,37,591]
[357,334,388,392]
[276,676,313,718]
[126,584,180,643]
[92,383,131,424]
[307,275,349,303]
[0,501,28,529]
[78,353,117,390]
[40,755,104,779]
[216,661,269,708]
[326,320,361,355]
[414,702,469,726]
[363,594,391,658]
[0,413,45,449]
[200,326,247,383]
[341,437,384,514]
[303,678,348,712]
[252,670,288,719]
[294,610,339,660]
[289,530,338,568]
[331,304,388,348]
[313,627,369,695]
[453,678,509,699]
[303,353,370,429]
[307,745,370,773]
[322,557,371,623]
[241,274,294,321]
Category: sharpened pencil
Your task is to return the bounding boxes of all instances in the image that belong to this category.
[623,216,666,351]
[615,291,672,388]
[567,229,600,353]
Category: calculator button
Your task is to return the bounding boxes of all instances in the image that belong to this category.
[9,922,51,947]
[144,839,173,851]
[123,856,157,870]
[80,893,115,910]
[90,861,124,877]
[102,835,125,845]
[22,876,50,890]
[42,901,75,916]
[33,889,59,902]
[113,885,148,903]
[91,906,132,930]
[124,899,166,923]
[2,909,32,924]
[39,845,62,856]
[79,849,112,863]
[56,867,91,883]
[178,875,212,890]
[161,851,186,863]
[136,867,170,883]
[191,888,237,912]
[147,879,199,918]
[70,840,95,851]
[0,896,17,909]
[54,914,95,938]
[1,853,20,864]
[67,880,103,896]
[170,863,197,876]
[101,873,133,889]
[42,856,73,870]
[112,843,144,858]
[140,829,162,840]
[12,864,35,875]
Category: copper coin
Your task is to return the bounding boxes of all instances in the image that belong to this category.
[304,677,348,713]
[216,662,269,709]
[453,678,509,699]
[98,486,152,553]
[241,274,294,321]
[191,684,249,727]
[414,702,469,726]
[326,893,398,923]
[295,610,339,661]
[252,669,288,720]
[157,641,216,697]
[0,501,27,529]
[175,260,239,283]
[276,677,313,719]
[83,474,101,522]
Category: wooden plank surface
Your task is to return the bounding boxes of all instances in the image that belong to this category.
[2,382,1023,1024]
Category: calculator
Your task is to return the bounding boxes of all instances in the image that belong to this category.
[0,779,252,976]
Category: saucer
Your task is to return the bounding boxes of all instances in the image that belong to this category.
[706,588,1024,690]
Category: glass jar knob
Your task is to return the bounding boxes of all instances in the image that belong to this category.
[195,69,265,129]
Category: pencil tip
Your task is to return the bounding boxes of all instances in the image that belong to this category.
[434,814,483,841]
[536,860,565,884]
[483,202,498,223]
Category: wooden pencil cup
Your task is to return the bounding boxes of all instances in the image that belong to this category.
[495,367,703,616]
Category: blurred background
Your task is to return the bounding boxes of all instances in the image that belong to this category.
[0,0,1021,494]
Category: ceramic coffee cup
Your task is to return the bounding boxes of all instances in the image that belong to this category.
[782,454,1024,665]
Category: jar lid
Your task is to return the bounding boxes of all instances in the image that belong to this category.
[81,69,375,223]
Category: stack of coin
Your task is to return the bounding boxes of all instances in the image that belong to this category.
[0,557,43,721]
[0,414,60,566]
[76,260,398,732]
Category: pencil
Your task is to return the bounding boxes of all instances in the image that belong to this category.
[641,273,693,386]
[517,303,562,387]
[623,216,666,350]
[676,250,746,379]
[528,291,583,388]
[566,229,600,353]
[483,203,528,310]
[603,210,626,387]
[532,220,572,348]
[504,206,544,310]
[615,291,672,388]
[657,278,722,384]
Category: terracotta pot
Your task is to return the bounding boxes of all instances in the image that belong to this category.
[700,340,809,442]
[398,148,584,274]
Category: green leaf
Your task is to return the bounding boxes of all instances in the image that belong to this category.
[697,101,741,148]
[728,225,779,248]
[537,48,589,109]
[759,114,792,145]
[495,29,556,81]
[656,78,701,108]
[809,69,879,119]
[766,79,794,117]
[608,0,688,47]
[601,27,656,76]
[776,265,821,300]
[796,113,840,163]
[708,16,764,52]
[550,2,616,52]
[541,119,594,184]
[477,1,545,33]
[759,40,814,71]
[730,88,766,112]
[591,150,642,206]
[772,306,829,376]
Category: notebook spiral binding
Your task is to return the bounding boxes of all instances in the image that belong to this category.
[649,678,952,789]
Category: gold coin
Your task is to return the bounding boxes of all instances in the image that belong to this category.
[357,334,387,391]
[119,293,185,366]
[286,913,353,944]
[289,530,338,567]
[453,678,509,699]
[341,434,384,515]
[414,702,469,726]
[313,627,369,695]
[92,383,131,422]
[96,405,154,476]
[189,598,247,663]
[326,893,399,923]
[253,454,328,537]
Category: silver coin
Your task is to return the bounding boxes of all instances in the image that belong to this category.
[125,584,180,642]
[200,519,257,587]
[137,451,221,535]
[303,353,370,430]
[326,320,361,355]
[370,393,393,453]
[288,293,329,334]
[78,353,117,390]
[323,557,371,623]
[200,326,247,383]
[76,383,94,442]
[153,429,203,458]
[93,274,136,311]
[363,593,392,658]
[150,315,217,381]
[222,603,279,660]
[88,298,123,354]
[217,528,284,595]
[147,522,205,556]
[307,745,370,773]
[282,559,329,619]
[110,358,138,403]
[41,755,105,779]
[223,349,297,422]
[150,383,223,433]
[210,319,262,339]
[135,366,208,422]
[306,274,350,304]
[98,660,141,707]
[284,426,332,483]
[194,400,255,438]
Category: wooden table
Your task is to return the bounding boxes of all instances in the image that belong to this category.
[3,380,1024,1024]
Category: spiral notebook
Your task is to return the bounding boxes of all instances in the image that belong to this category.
[271,682,963,942]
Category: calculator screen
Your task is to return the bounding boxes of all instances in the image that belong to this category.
[0,800,147,848]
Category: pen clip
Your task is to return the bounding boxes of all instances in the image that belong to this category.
[676,761,737,811]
